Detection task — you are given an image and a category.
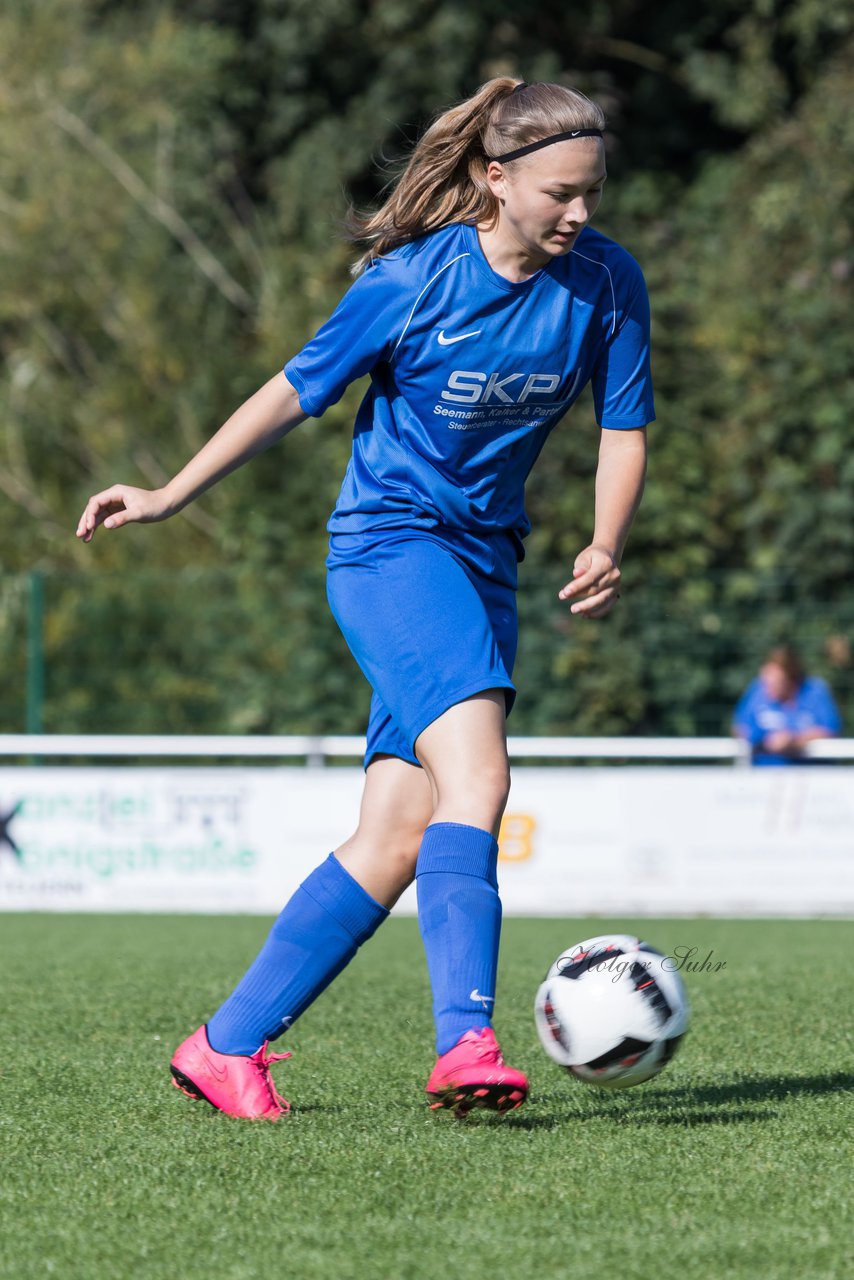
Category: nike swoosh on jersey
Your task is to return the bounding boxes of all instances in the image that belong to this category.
[437,329,482,346]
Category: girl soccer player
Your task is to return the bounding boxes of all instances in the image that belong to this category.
[76,78,653,1120]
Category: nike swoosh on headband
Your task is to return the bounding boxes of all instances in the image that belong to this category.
[487,129,603,164]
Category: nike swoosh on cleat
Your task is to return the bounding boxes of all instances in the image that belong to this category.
[437,329,482,345]
[470,989,495,1004]
[200,1052,229,1083]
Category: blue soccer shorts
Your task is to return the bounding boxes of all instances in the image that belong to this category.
[326,527,520,767]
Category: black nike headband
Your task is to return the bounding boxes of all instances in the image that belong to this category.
[487,129,604,165]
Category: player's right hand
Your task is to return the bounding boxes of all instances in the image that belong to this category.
[75,485,172,543]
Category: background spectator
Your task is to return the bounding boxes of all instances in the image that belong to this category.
[733,646,842,765]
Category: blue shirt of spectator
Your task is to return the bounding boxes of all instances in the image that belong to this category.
[733,651,842,765]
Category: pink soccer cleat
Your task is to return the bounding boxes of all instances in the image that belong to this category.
[425,1028,529,1117]
[170,1025,292,1121]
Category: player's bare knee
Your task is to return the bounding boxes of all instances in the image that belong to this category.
[368,811,427,861]
[434,760,510,823]
[389,838,421,884]
[472,759,511,809]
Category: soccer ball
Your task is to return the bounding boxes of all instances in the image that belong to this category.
[534,934,690,1088]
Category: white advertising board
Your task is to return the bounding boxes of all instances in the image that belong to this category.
[0,766,851,915]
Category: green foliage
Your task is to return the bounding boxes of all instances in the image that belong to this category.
[0,0,851,736]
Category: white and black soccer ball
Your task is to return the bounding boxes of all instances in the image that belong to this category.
[534,934,690,1088]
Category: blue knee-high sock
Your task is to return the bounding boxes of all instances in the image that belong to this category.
[416,822,502,1055]
[207,853,388,1054]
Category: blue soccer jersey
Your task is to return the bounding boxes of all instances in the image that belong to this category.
[285,222,654,539]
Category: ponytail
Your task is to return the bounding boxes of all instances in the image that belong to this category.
[347,78,605,272]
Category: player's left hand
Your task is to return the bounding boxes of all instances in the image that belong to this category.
[559,545,621,618]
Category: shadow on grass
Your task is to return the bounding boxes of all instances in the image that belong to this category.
[507,1070,854,1131]
[633,1069,854,1108]
[291,1103,348,1115]
[167,1072,854,1130]
[503,1109,580,1131]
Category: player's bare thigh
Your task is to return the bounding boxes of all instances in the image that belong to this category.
[415,689,510,839]
[335,691,509,903]
[335,754,433,907]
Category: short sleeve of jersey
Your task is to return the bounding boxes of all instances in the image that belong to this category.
[591,252,655,430]
[284,255,416,417]
[803,678,843,733]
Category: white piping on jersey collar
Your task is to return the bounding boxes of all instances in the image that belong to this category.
[569,247,617,337]
[389,240,618,360]
[391,253,471,359]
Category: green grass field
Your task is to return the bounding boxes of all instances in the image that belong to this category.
[1,915,852,1280]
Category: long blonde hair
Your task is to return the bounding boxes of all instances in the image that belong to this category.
[348,78,606,271]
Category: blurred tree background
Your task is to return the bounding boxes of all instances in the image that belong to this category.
[1,0,852,737]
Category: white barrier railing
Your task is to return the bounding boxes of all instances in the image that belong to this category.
[0,734,851,763]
